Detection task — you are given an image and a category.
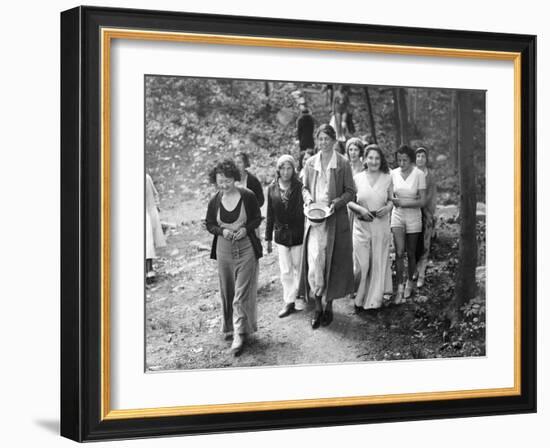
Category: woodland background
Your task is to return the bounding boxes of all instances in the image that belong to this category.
[144,77,487,371]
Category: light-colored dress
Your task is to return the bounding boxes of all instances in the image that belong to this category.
[417,167,437,277]
[145,174,166,259]
[348,161,364,229]
[353,171,393,309]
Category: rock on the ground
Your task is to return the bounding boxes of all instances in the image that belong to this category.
[189,241,211,251]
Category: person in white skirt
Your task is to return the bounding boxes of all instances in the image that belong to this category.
[414,147,437,288]
[265,155,306,317]
[145,173,166,282]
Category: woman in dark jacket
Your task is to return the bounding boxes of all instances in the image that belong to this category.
[234,151,265,207]
[265,155,305,318]
[205,159,263,356]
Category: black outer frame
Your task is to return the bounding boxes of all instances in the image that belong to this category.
[60,5,536,442]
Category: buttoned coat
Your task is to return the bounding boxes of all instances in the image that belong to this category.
[298,151,356,301]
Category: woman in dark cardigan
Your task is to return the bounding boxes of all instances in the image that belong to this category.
[205,159,263,356]
[234,151,265,207]
[265,154,305,318]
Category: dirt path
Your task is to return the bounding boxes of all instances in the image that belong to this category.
[145,199,480,372]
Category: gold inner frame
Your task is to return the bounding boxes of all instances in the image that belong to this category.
[100,28,522,421]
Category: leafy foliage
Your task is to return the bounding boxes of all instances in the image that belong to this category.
[144,76,487,369]
[145,77,485,209]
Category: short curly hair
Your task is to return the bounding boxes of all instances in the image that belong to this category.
[208,159,241,185]
[395,144,416,163]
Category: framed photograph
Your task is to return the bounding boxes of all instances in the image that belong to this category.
[60,6,536,442]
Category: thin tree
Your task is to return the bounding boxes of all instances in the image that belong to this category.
[392,88,402,145]
[451,90,477,320]
[364,86,378,144]
[397,88,410,144]
[449,90,459,171]
[392,87,410,146]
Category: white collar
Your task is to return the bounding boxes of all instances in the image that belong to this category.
[313,150,337,173]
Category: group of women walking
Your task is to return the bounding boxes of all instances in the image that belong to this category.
[205,123,435,356]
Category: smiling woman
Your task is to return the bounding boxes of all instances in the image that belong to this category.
[300,124,356,328]
[205,159,263,356]
[348,144,393,313]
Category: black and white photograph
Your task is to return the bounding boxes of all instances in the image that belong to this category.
[144,76,486,371]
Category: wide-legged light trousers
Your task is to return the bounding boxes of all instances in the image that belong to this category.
[276,243,303,304]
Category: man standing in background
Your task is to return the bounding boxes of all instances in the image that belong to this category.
[296,102,315,153]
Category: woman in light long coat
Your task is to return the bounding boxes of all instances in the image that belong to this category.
[299,124,356,329]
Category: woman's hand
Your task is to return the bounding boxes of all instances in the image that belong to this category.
[392,197,402,207]
[361,210,375,222]
[266,240,273,254]
[375,204,392,217]
[233,227,247,241]
[222,229,234,240]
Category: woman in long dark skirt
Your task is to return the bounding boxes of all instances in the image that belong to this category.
[205,159,263,356]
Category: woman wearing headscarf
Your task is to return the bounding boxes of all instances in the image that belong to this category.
[205,159,263,356]
[414,147,437,288]
[345,137,365,234]
[299,124,356,328]
[265,155,306,318]
[345,137,365,176]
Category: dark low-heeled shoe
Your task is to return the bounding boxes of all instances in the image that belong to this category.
[321,309,333,326]
[311,311,322,329]
[278,303,295,318]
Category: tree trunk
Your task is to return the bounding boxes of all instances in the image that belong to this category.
[392,88,402,146]
[449,91,459,171]
[364,87,378,144]
[393,87,410,146]
[398,88,410,144]
[264,81,270,97]
[412,88,417,122]
[452,90,477,317]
